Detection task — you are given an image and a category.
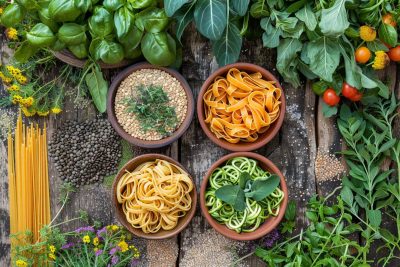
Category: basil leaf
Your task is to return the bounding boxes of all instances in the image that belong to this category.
[231,0,249,16]
[245,174,280,201]
[39,7,60,33]
[118,25,143,50]
[49,0,82,22]
[68,41,88,59]
[319,0,350,37]
[114,7,135,39]
[85,66,108,113]
[212,23,242,66]
[141,32,176,66]
[103,0,124,12]
[306,37,340,82]
[173,2,195,42]
[238,172,251,189]
[129,0,155,9]
[164,0,190,17]
[58,23,87,46]
[215,185,246,211]
[378,23,398,47]
[14,42,38,63]
[26,23,56,47]
[194,0,227,40]
[97,40,124,64]
[1,3,25,28]
[135,7,169,33]
[295,4,317,31]
[89,7,114,37]
[74,0,92,13]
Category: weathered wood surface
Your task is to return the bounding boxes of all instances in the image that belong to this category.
[0,27,399,267]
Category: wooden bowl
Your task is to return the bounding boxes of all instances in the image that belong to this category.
[112,153,197,239]
[53,50,137,69]
[200,152,288,241]
[107,62,194,148]
[197,63,286,151]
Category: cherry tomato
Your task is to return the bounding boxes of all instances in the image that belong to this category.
[342,82,362,102]
[355,46,371,64]
[323,88,340,106]
[383,13,397,27]
[388,46,400,62]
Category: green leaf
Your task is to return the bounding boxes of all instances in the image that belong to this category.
[89,7,113,37]
[0,3,25,28]
[14,42,38,63]
[285,200,296,221]
[173,2,195,42]
[212,23,242,66]
[367,40,389,52]
[194,0,227,40]
[340,186,353,207]
[261,20,282,48]
[58,23,87,46]
[367,209,382,228]
[378,23,398,47]
[231,0,249,16]
[164,0,190,17]
[85,65,108,113]
[103,0,124,11]
[339,43,362,89]
[239,172,251,189]
[74,0,92,13]
[322,102,338,117]
[249,0,269,18]
[114,7,135,39]
[245,174,280,201]
[306,211,318,222]
[215,185,246,211]
[319,0,351,37]
[306,37,340,82]
[141,32,177,66]
[26,23,56,47]
[276,38,302,80]
[135,7,170,33]
[295,4,317,31]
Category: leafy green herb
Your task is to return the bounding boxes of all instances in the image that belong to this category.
[123,84,178,136]
[215,184,246,211]
[84,63,108,113]
[245,174,280,201]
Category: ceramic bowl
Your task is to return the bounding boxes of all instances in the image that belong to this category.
[197,63,286,151]
[200,152,288,241]
[107,62,194,148]
[112,153,197,239]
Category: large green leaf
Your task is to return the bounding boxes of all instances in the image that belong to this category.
[114,7,135,38]
[85,66,108,113]
[212,23,242,66]
[14,42,38,63]
[295,4,317,31]
[261,17,281,48]
[245,174,280,201]
[378,23,398,47]
[231,0,249,16]
[276,38,302,78]
[306,37,340,82]
[215,185,246,211]
[319,0,351,36]
[164,0,190,17]
[173,2,195,41]
[193,0,227,40]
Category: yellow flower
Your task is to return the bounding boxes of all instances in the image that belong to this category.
[16,74,27,85]
[21,107,36,117]
[0,7,4,15]
[37,110,50,116]
[49,245,56,253]
[359,25,376,42]
[6,28,18,40]
[12,95,23,104]
[93,237,99,246]
[112,225,119,231]
[94,247,99,252]
[372,51,390,70]
[82,235,91,243]
[7,84,19,91]
[16,259,28,267]
[51,107,62,114]
[129,245,140,258]
[48,253,56,260]
[117,240,129,252]
[20,97,34,107]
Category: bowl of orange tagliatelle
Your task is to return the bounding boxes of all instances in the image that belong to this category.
[198,63,286,151]
[112,154,197,239]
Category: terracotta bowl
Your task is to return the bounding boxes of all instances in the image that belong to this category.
[53,50,136,69]
[197,63,286,151]
[107,62,194,148]
[200,152,288,241]
[112,153,197,239]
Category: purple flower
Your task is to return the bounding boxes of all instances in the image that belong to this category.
[130,259,139,266]
[97,227,107,237]
[111,256,119,265]
[61,242,75,249]
[261,229,280,248]
[95,249,103,257]
[109,247,120,255]
[75,226,95,233]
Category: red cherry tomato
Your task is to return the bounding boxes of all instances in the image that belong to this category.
[323,88,340,106]
[349,91,363,101]
[388,46,400,62]
[383,13,397,27]
[342,82,362,102]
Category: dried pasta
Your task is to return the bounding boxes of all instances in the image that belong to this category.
[203,68,281,143]
[116,159,193,233]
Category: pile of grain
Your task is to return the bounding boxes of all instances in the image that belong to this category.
[315,150,345,181]
[114,68,187,141]
[145,238,178,267]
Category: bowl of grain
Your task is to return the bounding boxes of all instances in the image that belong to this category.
[197,63,286,151]
[107,62,194,148]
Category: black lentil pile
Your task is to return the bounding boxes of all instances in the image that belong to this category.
[49,119,121,187]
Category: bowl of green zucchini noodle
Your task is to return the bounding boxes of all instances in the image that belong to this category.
[200,152,288,241]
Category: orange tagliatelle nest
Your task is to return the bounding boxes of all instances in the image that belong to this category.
[203,68,282,143]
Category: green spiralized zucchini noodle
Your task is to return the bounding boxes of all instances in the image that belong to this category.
[205,157,284,233]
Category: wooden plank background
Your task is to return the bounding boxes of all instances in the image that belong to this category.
[0,27,399,266]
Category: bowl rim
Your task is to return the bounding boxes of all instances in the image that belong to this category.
[111,153,198,239]
[107,62,195,148]
[197,62,286,152]
[200,152,288,241]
